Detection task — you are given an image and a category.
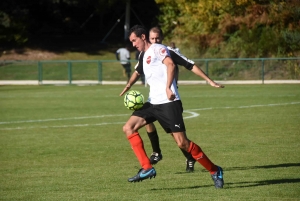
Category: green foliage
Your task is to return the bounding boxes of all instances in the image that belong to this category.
[285,59,300,79]
[222,25,281,57]
[155,0,179,37]
[281,30,300,54]
[155,0,300,57]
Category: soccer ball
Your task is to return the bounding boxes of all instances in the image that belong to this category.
[124,90,144,110]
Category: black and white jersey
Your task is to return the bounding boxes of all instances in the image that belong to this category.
[135,46,195,75]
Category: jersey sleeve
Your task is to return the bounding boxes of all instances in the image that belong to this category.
[135,51,144,75]
[169,49,194,70]
[153,44,170,62]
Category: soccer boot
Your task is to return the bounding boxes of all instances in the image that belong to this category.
[211,166,224,188]
[128,167,156,182]
[186,159,196,172]
[149,152,163,165]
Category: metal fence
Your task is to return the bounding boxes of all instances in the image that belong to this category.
[0,57,299,85]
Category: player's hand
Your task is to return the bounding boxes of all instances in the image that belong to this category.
[210,82,225,88]
[119,84,131,96]
[166,88,175,100]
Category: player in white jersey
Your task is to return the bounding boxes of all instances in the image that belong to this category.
[116,44,131,82]
[133,27,224,172]
[142,43,180,104]
[119,25,224,189]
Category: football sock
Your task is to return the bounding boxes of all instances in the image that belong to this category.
[188,141,218,174]
[127,132,152,170]
[180,148,195,161]
[147,130,161,154]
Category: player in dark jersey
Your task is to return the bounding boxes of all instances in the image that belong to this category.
[134,27,224,172]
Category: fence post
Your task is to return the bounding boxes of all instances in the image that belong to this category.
[261,59,265,84]
[205,60,209,84]
[68,61,72,85]
[98,61,102,84]
[38,61,43,85]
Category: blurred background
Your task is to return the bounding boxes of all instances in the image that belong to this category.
[1,0,300,58]
[0,0,299,82]
[0,0,159,53]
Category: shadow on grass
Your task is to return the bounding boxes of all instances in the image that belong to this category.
[222,162,300,171]
[161,163,300,190]
[174,163,300,175]
[226,178,300,188]
[150,178,300,190]
[151,178,300,191]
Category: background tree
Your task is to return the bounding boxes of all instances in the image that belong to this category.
[155,0,300,57]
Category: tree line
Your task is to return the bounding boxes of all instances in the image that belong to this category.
[156,0,300,57]
[1,0,299,57]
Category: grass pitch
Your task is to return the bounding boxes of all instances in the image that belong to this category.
[0,84,300,201]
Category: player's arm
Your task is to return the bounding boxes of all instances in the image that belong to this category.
[163,56,176,100]
[120,53,144,96]
[170,50,224,88]
[191,65,224,88]
[169,50,194,70]
[119,71,140,96]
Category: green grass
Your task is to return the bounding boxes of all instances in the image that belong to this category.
[0,84,300,201]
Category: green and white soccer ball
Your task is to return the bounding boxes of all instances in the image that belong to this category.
[124,90,144,110]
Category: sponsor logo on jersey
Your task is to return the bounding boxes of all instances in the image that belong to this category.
[146,56,151,64]
[159,48,167,56]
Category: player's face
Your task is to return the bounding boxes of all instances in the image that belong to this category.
[129,33,145,52]
[149,31,162,44]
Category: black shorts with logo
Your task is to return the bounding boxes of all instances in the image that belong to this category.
[132,100,186,133]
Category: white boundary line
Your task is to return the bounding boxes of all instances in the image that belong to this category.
[188,101,300,111]
[0,80,300,85]
[0,102,299,131]
[0,111,199,131]
[0,114,129,125]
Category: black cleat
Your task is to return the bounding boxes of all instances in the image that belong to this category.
[149,152,163,165]
[211,166,224,188]
[186,159,196,172]
[128,167,156,182]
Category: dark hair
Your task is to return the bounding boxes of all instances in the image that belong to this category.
[129,25,149,40]
[149,26,164,39]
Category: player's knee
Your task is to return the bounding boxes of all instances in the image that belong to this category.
[176,140,190,151]
[145,123,156,133]
[122,123,132,135]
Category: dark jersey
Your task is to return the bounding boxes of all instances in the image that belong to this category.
[135,46,194,75]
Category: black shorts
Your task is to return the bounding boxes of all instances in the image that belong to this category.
[132,100,186,133]
[121,63,131,73]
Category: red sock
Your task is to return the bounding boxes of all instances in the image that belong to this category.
[188,141,218,174]
[127,132,152,170]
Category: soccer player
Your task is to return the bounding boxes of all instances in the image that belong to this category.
[170,42,180,53]
[115,44,131,82]
[137,27,224,172]
[119,25,224,188]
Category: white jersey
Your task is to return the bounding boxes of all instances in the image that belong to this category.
[143,43,180,104]
[169,47,180,54]
[116,48,130,64]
